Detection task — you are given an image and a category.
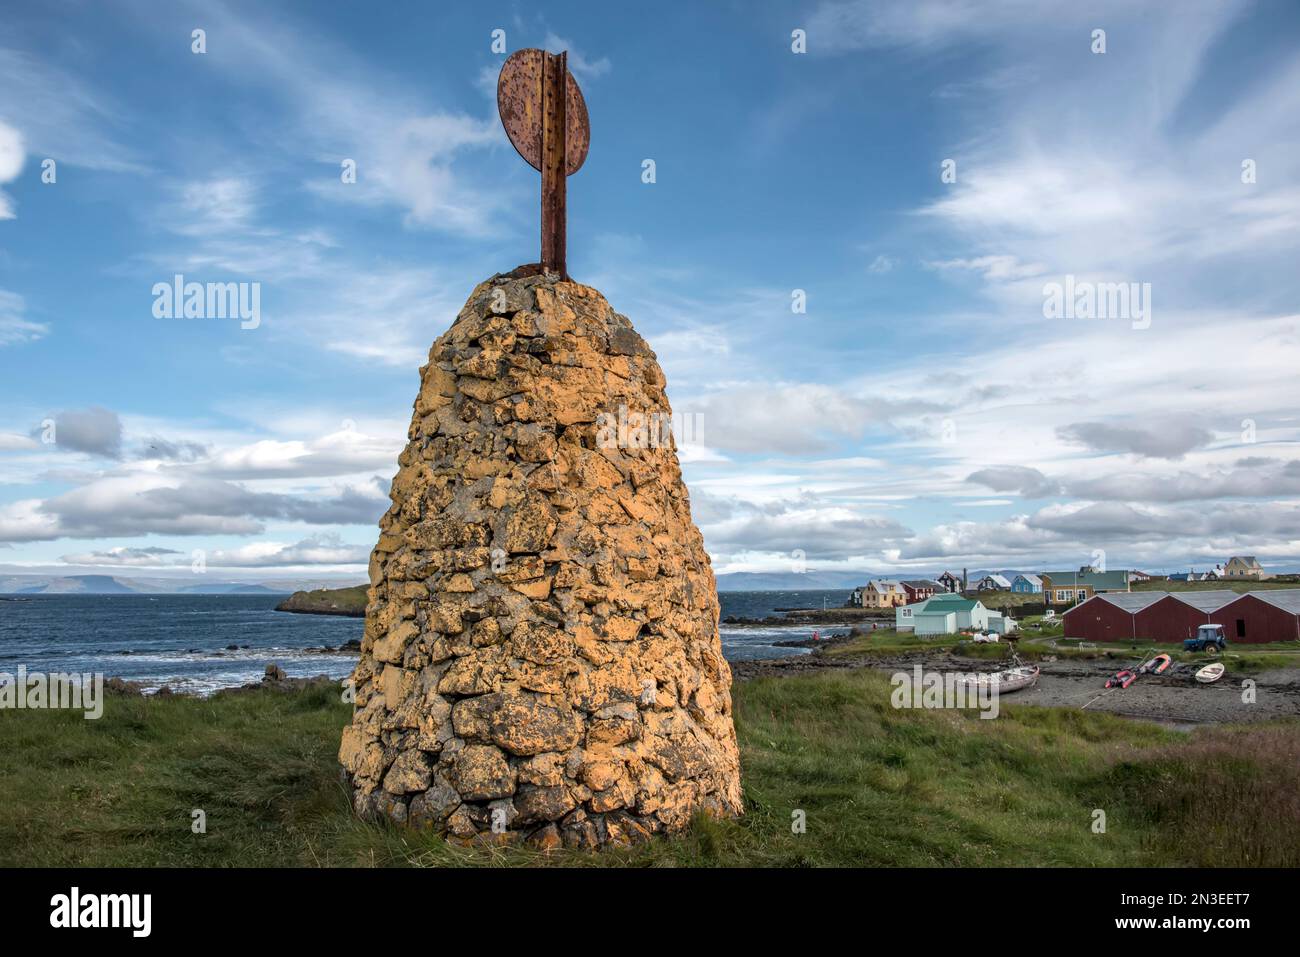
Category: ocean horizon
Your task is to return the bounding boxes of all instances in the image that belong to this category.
[0,590,855,694]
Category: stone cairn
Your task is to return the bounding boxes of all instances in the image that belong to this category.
[339,267,742,849]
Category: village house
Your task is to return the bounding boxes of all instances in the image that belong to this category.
[1041,568,1133,606]
[936,571,963,593]
[1224,556,1269,580]
[1011,573,1043,594]
[850,579,908,609]
[1169,566,1221,583]
[900,579,938,603]
[975,573,1012,592]
[895,592,1015,636]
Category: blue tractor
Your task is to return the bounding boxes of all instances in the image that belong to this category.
[1183,623,1227,654]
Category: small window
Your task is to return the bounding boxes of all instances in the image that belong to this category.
[1236,618,1246,638]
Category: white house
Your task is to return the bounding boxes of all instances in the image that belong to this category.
[895,593,1015,636]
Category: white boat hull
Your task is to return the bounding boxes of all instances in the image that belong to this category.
[1195,663,1225,684]
[954,666,1040,694]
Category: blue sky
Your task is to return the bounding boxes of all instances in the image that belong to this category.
[3,0,1300,583]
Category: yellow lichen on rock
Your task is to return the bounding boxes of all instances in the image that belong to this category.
[340,267,741,848]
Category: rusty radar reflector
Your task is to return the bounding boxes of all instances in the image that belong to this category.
[497,49,590,279]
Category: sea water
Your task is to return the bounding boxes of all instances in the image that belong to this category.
[0,590,854,694]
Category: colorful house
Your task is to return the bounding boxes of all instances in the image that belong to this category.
[895,592,1015,636]
[856,579,907,609]
[937,571,963,593]
[1041,568,1132,606]
[1011,574,1042,593]
[901,579,937,603]
[1169,568,1220,583]
[1224,556,1269,580]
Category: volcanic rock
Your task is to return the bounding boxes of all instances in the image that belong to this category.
[339,267,742,846]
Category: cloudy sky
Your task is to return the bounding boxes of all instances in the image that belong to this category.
[2,0,1300,583]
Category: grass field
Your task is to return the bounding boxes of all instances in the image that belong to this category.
[1132,578,1300,593]
[2,672,1297,867]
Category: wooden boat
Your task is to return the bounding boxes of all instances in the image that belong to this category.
[953,665,1039,694]
[1138,653,1172,675]
[1195,662,1226,684]
[1105,669,1137,689]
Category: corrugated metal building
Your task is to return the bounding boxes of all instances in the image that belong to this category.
[1063,589,1300,644]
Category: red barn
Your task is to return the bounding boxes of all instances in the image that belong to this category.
[1210,593,1300,644]
[1063,589,1300,644]
[1062,592,1158,642]
[1134,594,1211,642]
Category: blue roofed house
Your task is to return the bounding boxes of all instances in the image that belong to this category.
[1011,574,1043,594]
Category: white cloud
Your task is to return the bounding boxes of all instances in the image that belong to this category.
[1057,421,1213,460]
[689,383,941,456]
[0,290,48,346]
[153,2,508,236]
[0,412,396,545]
[0,432,39,452]
[196,426,401,480]
[0,472,386,543]
[807,0,1234,54]
[205,533,369,568]
[41,407,123,458]
[0,119,23,219]
[0,47,146,174]
[173,178,258,236]
[542,32,611,80]
[296,266,469,368]
[59,545,183,567]
[57,534,369,570]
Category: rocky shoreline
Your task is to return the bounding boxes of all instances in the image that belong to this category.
[723,608,891,626]
[103,663,351,699]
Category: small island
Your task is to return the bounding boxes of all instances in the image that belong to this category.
[274,585,367,618]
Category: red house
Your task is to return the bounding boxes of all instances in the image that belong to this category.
[901,580,937,603]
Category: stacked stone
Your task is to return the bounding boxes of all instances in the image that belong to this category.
[339,267,742,849]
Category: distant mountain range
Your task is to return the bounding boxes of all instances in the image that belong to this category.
[715,569,1040,591]
[0,574,350,595]
[714,571,867,592]
[8,563,1299,597]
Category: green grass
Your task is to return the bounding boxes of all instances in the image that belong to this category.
[1,673,1297,867]
[1132,578,1300,593]
[959,589,1045,608]
[823,627,944,657]
[1035,637,1300,671]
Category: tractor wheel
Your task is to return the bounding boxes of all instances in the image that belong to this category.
[1206,644,1220,658]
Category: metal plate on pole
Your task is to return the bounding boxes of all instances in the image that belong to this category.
[497,48,590,176]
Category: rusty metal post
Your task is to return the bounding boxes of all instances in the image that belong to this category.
[498,48,589,277]
[540,52,567,277]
